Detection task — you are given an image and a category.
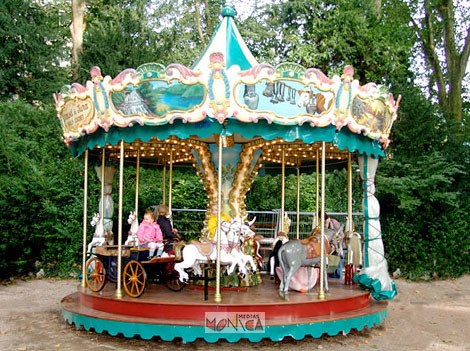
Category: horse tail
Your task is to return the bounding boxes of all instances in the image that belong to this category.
[272,240,283,269]
[347,232,362,267]
[174,241,186,261]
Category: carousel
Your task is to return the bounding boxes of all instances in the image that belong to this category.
[57,3,399,342]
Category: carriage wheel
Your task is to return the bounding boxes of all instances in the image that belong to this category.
[123,260,146,298]
[166,277,185,292]
[165,262,186,292]
[85,257,106,292]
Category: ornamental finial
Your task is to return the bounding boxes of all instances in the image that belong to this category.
[221,2,236,18]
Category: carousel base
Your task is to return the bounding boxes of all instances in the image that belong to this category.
[61,276,387,343]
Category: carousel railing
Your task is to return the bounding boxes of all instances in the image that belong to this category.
[171,208,363,241]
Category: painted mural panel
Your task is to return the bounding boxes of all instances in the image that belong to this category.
[110,80,205,119]
[235,80,334,118]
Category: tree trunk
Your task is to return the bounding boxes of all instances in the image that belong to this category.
[70,0,86,81]
[194,0,206,46]
[412,0,469,123]
[438,0,469,123]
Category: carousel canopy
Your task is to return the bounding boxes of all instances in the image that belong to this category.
[53,3,400,161]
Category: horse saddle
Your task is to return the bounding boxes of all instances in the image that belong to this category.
[190,239,214,256]
[300,235,325,259]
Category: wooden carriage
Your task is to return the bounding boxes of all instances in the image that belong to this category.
[85,246,184,298]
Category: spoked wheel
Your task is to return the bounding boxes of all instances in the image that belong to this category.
[85,257,106,292]
[123,260,146,298]
[165,262,186,292]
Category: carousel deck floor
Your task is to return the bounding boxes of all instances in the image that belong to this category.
[61,275,388,342]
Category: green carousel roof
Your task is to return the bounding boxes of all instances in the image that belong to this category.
[54,3,400,159]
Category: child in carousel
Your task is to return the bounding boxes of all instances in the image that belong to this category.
[137,209,164,259]
[156,204,178,255]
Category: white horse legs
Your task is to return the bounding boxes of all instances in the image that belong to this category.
[87,238,105,253]
[174,260,192,282]
[230,250,256,273]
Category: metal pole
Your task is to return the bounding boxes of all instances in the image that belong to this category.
[214,134,223,303]
[162,165,166,205]
[81,150,89,289]
[168,150,173,216]
[315,149,320,228]
[116,140,124,299]
[296,165,300,239]
[318,142,326,300]
[347,153,353,232]
[100,148,105,222]
[135,149,140,216]
[280,148,285,234]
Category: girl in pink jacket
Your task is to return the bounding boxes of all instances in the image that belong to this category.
[137,209,164,258]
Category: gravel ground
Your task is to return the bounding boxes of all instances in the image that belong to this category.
[0,275,469,351]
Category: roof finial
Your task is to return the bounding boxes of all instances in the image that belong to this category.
[221,1,236,18]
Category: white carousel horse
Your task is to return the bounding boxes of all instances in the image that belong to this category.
[124,211,139,246]
[173,220,248,283]
[225,217,258,273]
[87,213,106,253]
[345,231,362,268]
[326,223,346,278]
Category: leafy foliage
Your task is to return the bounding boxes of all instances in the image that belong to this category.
[376,81,470,279]
[266,0,414,82]
[0,101,84,279]
[246,168,363,214]
[0,0,70,102]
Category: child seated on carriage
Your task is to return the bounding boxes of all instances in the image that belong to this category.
[155,204,178,254]
[137,209,164,258]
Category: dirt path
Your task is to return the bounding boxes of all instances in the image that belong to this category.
[0,276,469,351]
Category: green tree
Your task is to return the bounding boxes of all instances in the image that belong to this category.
[266,0,414,82]
[407,0,469,123]
[78,0,164,81]
[376,78,469,279]
[0,101,85,278]
[0,0,70,102]
[76,0,224,81]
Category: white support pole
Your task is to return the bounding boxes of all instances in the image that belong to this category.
[116,140,124,299]
[135,149,140,216]
[296,165,300,239]
[214,134,223,303]
[318,142,326,300]
[281,148,285,234]
[100,148,105,221]
[168,150,173,216]
[81,150,89,289]
[347,153,353,232]
[162,165,166,205]
[315,149,320,228]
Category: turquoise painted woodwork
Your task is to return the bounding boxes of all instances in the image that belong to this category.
[62,308,387,343]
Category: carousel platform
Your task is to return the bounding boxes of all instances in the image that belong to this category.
[61,275,387,342]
